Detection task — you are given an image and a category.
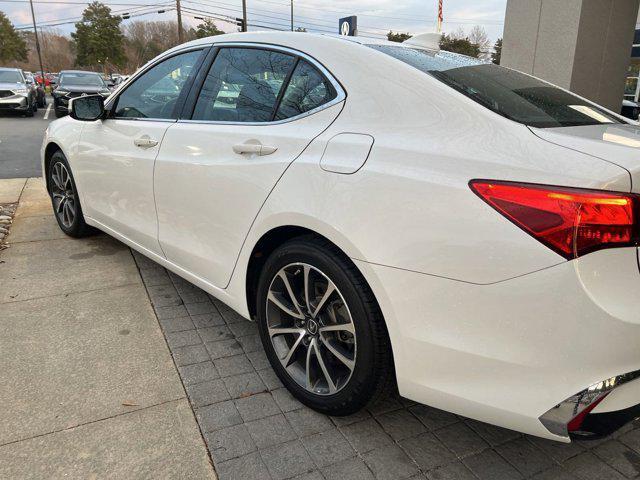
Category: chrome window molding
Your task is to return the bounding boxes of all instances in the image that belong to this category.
[179,41,346,127]
[539,369,640,438]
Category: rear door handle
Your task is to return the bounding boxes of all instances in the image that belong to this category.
[134,135,158,149]
[232,142,278,156]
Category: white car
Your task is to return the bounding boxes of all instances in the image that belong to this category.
[41,31,640,442]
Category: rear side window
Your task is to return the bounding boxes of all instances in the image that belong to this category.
[275,60,337,120]
[192,48,296,122]
[369,44,621,128]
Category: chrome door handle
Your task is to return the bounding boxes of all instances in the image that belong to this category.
[134,136,158,149]
[232,142,278,156]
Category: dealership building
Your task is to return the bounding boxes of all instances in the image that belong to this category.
[501,0,640,111]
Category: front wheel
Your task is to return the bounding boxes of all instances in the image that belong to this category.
[47,150,95,238]
[256,236,394,415]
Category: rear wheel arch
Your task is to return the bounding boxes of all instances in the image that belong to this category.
[245,226,379,322]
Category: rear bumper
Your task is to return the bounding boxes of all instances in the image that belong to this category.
[357,247,640,441]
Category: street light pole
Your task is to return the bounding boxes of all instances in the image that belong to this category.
[176,0,184,43]
[28,0,45,83]
[242,0,247,32]
[290,0,293,31]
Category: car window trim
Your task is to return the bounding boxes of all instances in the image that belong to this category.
[178,46,220,120]
[105,46,210,123]
[179,42,346,126]
[269,56,299,122]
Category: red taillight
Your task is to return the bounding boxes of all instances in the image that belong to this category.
[469,180,639,259]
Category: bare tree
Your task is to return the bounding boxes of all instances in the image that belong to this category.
[123,20,196,72]
[11,29,73,72]
[468,25,492,60]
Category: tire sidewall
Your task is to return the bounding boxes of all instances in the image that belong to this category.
[256,240,379,413]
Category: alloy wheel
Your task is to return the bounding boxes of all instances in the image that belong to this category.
[50,162,76,228]
[266,263,356,395]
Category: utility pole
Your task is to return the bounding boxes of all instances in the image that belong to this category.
[176,0,184,43]
[28,0,45,84]
[241,0,247,32]
[290,0,293,31]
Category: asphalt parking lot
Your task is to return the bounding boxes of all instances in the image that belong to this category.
[0,95,53,179]
[3,111,640,479]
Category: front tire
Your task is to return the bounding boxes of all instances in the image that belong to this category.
[256,236,394,415]
[47,150,94,238]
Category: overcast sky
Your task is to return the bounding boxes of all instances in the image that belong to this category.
[3,0,507,41]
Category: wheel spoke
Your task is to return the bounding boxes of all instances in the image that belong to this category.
[303,265,311,312]
[268,326,305,337]
[311,281,336,318]
[305,339,313,390]
[314,339,337,393]
[319,334,355,371]
[54,195,65,213]
[278,271,304,317]
[319,322,355,334]
[267,291,304,319]
[63,202,71,226]
[52,165,63,190]
[281,332,305,367]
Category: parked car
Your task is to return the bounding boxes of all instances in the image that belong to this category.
[621,99,640,120]
[52,70,111,118]
[0,67,36,116]
[24,72,46,108]
[42,32,640,443]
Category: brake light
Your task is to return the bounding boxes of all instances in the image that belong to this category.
[469,180,639,259]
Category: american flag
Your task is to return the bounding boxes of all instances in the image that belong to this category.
[437,0,443,32]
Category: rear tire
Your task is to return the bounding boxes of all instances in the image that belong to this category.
[256,235,394,416]
[47,150,95,238]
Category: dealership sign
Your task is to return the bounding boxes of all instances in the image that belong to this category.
[339,16,357,36]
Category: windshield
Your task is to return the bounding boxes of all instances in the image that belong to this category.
[59,72,105,87]
[369,44,621,128]
[0,71,24,83]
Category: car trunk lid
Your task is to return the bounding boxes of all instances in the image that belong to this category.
[530,124,640,193]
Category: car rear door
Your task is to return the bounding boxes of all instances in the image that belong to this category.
[75,47,207,255]
[154,45,345,288]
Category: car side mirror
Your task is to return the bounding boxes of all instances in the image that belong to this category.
[70,95,105,121]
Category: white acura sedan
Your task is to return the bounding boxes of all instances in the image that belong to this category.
[41,31,640,442]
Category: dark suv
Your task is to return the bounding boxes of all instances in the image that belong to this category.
[0,67,37,116]
[52,70,111,118]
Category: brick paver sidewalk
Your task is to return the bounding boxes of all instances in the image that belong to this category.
[134,252,640,480]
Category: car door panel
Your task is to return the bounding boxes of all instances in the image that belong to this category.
[76,119,171,254]
[155,102,343,288]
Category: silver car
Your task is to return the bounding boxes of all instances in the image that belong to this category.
[0,67,36,116]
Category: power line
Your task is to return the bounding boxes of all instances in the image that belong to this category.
[1,0,165,5]
[15,4,172,29]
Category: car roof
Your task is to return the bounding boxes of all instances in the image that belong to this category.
[59,70,101,75]
[0,67,22,72]
[174,30,422,52]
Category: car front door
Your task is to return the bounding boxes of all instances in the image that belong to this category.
[154,46,345,288]
[75,48,206,254]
